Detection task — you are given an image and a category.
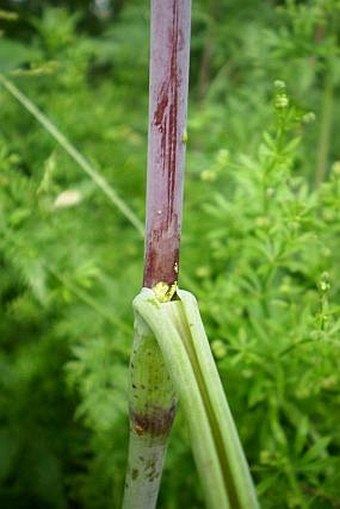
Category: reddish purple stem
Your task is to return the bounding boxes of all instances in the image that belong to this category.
[143,0,191,288]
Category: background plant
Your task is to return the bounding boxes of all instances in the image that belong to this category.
[0,1,339,508]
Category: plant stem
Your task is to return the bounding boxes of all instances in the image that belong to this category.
[315,72,333,186]
[143,0,191,288]
[133,288,259,509]
[122,318,176,509]
[123,2,191,507]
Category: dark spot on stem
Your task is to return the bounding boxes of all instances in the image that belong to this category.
[144,459,159,482]
[129,402,177,437]
[131,469,139,481]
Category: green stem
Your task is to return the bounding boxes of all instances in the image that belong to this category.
[122,315,176,509]
[315,73,333,186]
[123,432,170,509]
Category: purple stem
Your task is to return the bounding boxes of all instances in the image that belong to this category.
[143,0,191,289]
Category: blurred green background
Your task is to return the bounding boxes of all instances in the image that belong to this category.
[0,1,339,508]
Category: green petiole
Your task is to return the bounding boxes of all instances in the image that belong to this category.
[123,287,259,509]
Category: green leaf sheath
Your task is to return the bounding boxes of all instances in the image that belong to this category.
[129,288,259,509]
